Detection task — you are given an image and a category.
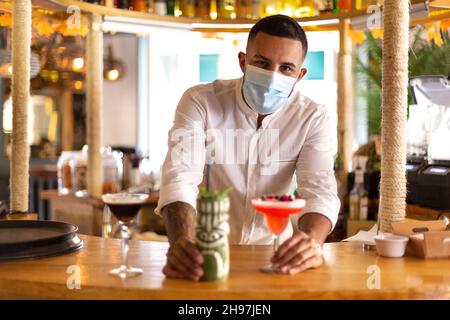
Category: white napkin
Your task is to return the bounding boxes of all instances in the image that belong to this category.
[342,224,379,245]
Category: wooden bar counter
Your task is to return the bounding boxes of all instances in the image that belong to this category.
[0,235,448,299]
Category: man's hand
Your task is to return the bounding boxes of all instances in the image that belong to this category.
[163,237,204,281]
[271,213,331,274]
[162,201,205,281]
[270,231,323,274]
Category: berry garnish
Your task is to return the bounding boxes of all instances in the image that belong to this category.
[266,194,276,200]
[279,194,289,201]
[288,195,294,201]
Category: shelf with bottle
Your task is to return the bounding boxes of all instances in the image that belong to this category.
[3,0,447,31]
[54,0,385,19]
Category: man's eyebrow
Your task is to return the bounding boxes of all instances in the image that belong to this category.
[253,54,271,61]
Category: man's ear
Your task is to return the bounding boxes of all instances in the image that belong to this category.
[238,51,246,74]
[297,68,308,81]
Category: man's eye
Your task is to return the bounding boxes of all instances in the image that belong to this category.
[280,66,294,73]
[255,61,269,67]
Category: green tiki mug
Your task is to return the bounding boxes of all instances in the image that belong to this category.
[195,193,230,281]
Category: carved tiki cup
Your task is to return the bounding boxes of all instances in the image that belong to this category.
[195,196,230,281]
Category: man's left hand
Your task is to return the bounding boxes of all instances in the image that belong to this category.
[270,231,323,274]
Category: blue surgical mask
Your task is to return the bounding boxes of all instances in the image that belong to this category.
[242,65,297,115]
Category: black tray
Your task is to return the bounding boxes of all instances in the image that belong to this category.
[0,220,83,261]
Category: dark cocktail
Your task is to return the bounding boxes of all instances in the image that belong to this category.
[102,193,148,278]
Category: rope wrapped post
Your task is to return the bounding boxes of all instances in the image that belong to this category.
[379,0,410,232]
[337,18,353,190]
[10,0,32,213]
[86,14,103,198]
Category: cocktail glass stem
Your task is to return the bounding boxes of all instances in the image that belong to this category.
[109,221,143,279]
[273,235,279,254]
[120,223,130,269]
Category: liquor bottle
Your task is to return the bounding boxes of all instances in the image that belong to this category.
[349,159,369,221]
[315,0,337,14]
[180,0,196,17]
[154,0,167,14]
[117,0,129,9]
[104,0,115,7]
[196,0,211,18]
[355,0,380,10]
[217,0,237,19]
[147,0,155,13]
[166,0,176,15]
[337,0,352,12]
[297,0,316,17]
[250,0,261,18]
[236,0,251,19]
[195,190,230,281]
[130,0,147,11]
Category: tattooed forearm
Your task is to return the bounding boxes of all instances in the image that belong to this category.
[162,201,197,244]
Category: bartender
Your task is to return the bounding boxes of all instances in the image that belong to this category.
[155,15,340,281]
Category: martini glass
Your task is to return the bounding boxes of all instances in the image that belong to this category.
[102,193,148,278]
[251,196,306,273]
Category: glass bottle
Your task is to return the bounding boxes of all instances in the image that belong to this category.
[130,0,147,11]
[147,0,155,13]
[217,0,237,19]
[355,0,380,10]
[296,0,316,17]
[337,0,352,12]
[236,0,251,19]
[57,151,80,195]
[154,0,168,14]
[196,0,211,18]
[117,0,129,9]
[250,0,261,18]
[315,0,336,14]
[166,0,176,15]
[71,151,88,198]
[180,0,196,17]
[349,166,369,221]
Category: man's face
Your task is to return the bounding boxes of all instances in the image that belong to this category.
[238,32,308,81]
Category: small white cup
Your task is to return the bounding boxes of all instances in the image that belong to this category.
[374,234,409,258]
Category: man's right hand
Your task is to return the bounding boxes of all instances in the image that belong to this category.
[163,237,204,281]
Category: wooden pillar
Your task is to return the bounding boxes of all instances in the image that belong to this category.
[10,0,31,213]
[379,0,409,232]
[86,14,103,198]
[62,88,74,151]
[337,18,353,190]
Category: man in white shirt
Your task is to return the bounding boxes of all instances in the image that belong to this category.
[156,15,340,281]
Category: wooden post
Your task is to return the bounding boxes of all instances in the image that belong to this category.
[379,0,409,232]
[337,18,353,191]
[10,0,31,213]
[86,14,103,198]
[62,88,74,151]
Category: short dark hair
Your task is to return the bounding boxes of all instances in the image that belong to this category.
[248,15,308,59]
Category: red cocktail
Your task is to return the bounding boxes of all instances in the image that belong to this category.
[251,194,306,273]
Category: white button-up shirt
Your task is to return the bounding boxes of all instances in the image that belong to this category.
[155,77,340,245]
